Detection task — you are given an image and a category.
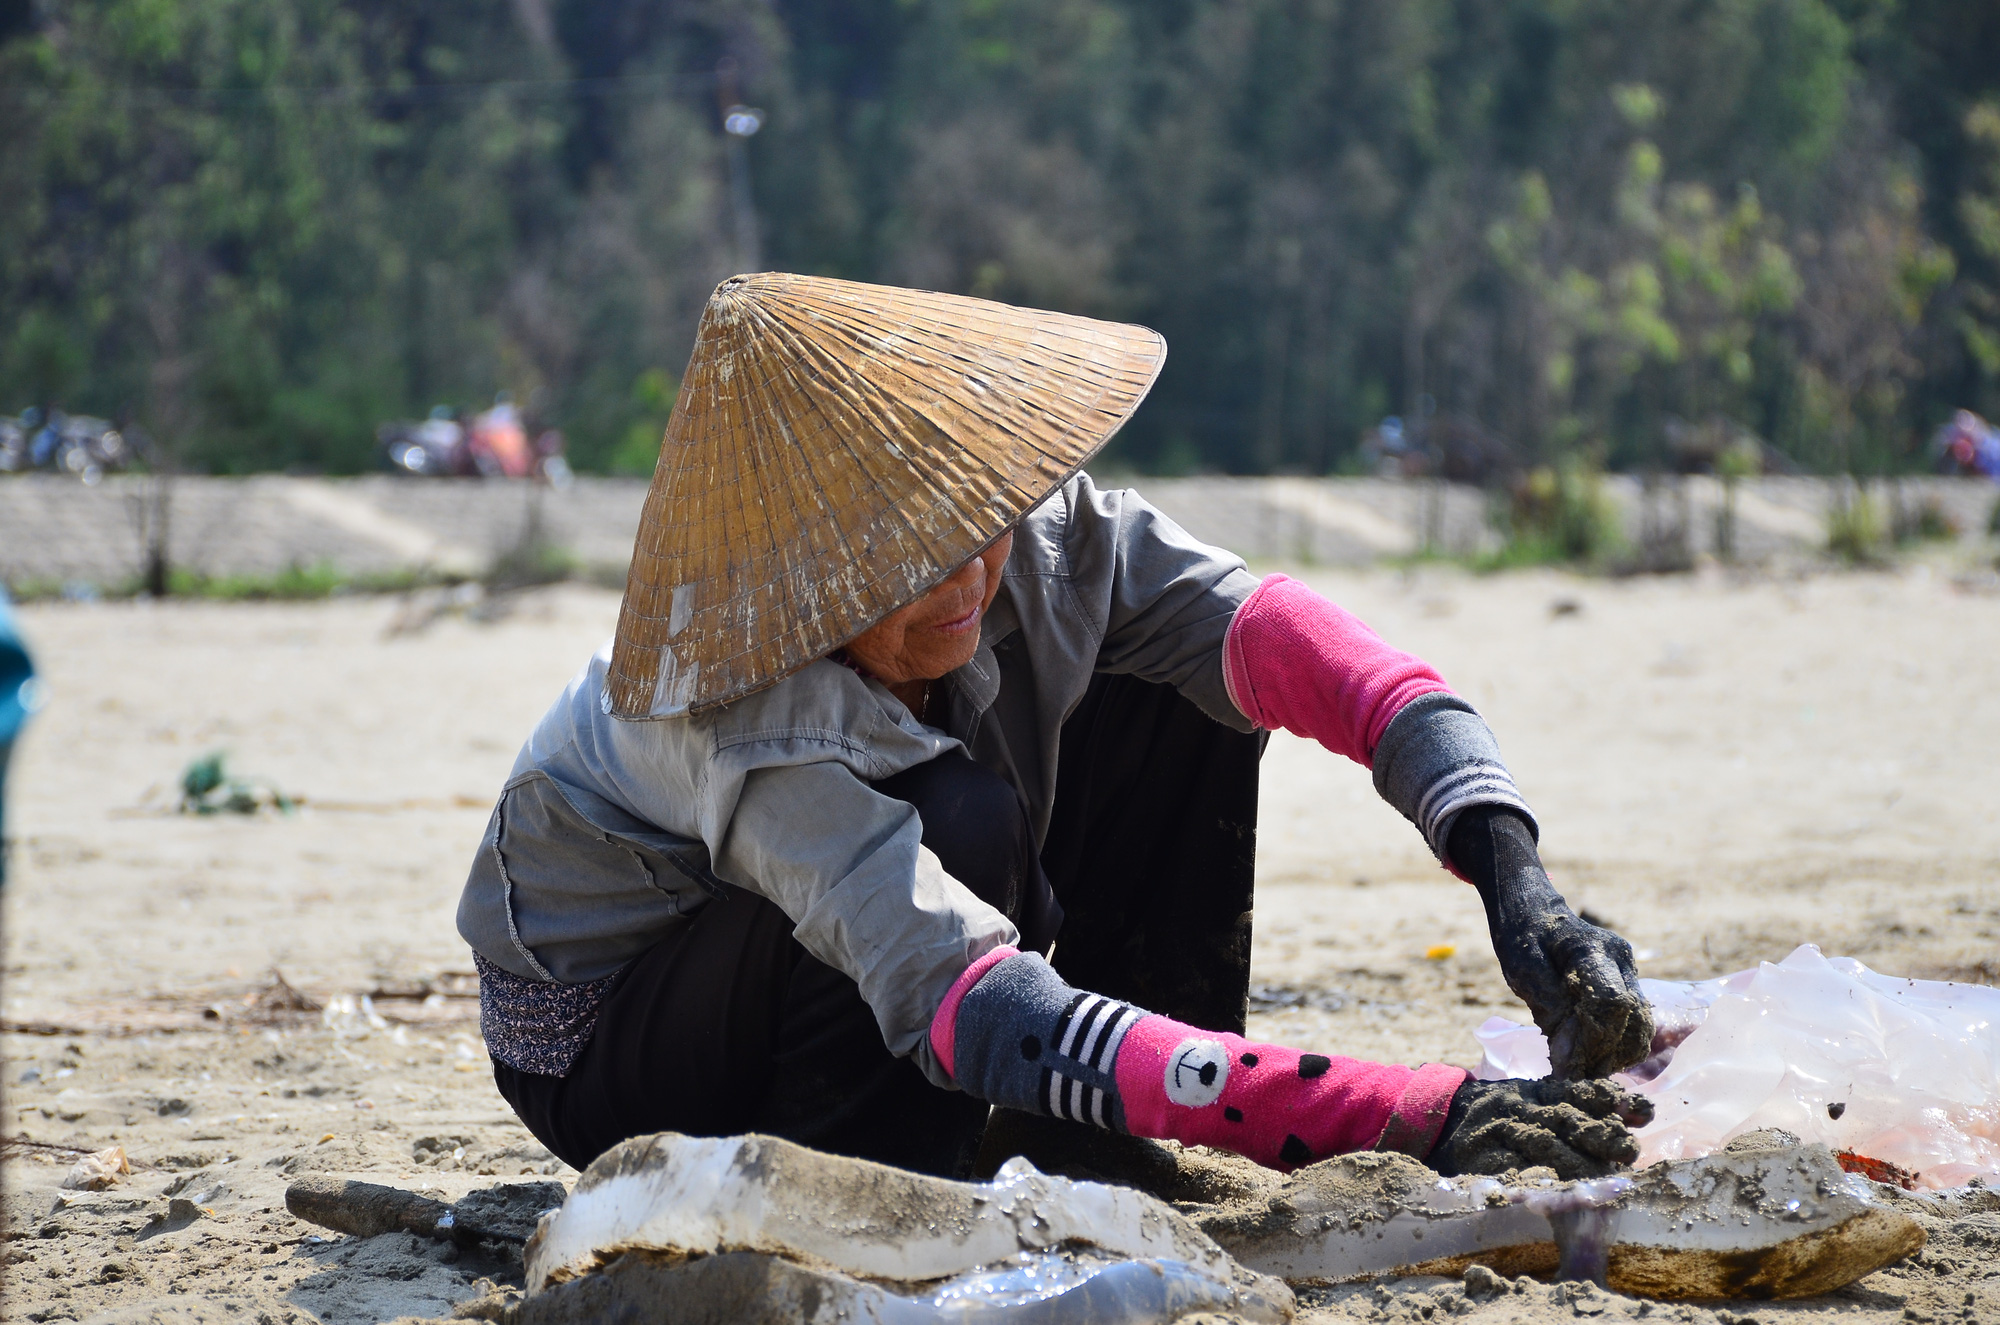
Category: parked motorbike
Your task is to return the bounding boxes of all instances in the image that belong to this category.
[378,399,570,485]
[379,408,469,477]
[0,408,141,482]
[1359,413,1519,486]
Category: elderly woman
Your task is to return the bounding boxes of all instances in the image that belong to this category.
[457,275,1653,1182]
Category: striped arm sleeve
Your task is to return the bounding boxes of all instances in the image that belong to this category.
[951,951,1142,1133]
[1370,692,1537,861]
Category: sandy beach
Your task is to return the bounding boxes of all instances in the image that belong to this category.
[6,561,1999,1323]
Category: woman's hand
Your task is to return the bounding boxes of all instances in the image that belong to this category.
[1447,806,1654,1081]
[1429,1076,1654,1179]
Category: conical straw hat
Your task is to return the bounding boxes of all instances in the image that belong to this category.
[604,273,1166,719]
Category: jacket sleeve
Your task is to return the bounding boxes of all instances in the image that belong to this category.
[712,759,1019,1087]
[1055,474,1262,732]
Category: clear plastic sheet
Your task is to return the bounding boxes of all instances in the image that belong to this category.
[1471,943,2000,1189]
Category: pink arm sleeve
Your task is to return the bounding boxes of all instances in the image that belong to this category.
[1223,573,1452,765]
[930,948,1470,1167]
[1112,1015,1468,1167]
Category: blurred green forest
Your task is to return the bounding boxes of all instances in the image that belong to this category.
[2,0,1998,475]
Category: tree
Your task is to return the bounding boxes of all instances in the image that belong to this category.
[0,0,1989,476]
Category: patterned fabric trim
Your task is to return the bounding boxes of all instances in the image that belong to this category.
[1373,1061,1472,1158]
[1042,990,1142,1129]
[473,952,620,1077]
[1370,692,1538,862]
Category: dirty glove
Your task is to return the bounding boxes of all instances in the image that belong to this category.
[1428,1076,1655,1180]
[1220,587,1640,1072]
[1364,692,1639,1074]
[933,948,1469,1172]
[1447,805,1653,1080]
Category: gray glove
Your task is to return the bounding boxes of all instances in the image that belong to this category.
[1447,805,1654,1080]
[1429,1077,1654,1180]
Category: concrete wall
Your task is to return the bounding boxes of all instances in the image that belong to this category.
[2,472,1993,591]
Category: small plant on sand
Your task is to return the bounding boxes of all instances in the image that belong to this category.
[9,564,439,602]
[1890,495,1956,546]
[1825,482,1885,564]
[1483,457,1624,569]
[170,562,349,600]
[179,751,295,815]
[1713,438,1761,562]
[487,539,579,591]
[486,486,580,590]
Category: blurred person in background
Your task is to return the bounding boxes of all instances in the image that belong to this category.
[466,394,534,478]
[0,588,36,888]
[456,275,1655,1186]
[1932,410,2000,481]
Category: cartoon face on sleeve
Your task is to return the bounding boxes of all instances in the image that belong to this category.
[1164,1037,1230,1107]
[953,949,1441,1174]
[1153,1036,1349,1168]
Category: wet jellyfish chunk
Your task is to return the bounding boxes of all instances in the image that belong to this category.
[517,1134,1294,1325]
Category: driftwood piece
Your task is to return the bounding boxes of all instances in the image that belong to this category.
[285,1176,567,1247]
[287,1176,455,1241]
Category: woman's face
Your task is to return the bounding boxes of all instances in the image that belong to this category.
[844,532,1014,684]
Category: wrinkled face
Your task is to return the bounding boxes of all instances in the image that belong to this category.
[844,532,1014,684]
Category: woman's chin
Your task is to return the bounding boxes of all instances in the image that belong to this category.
[913,637,982,679]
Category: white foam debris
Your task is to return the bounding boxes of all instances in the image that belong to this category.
[523,1133,1293,1323]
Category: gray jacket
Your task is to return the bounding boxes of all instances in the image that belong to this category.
[458,474,1262,1086]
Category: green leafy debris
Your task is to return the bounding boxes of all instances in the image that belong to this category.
[178,750,296,816]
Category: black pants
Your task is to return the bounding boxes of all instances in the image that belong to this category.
[493,673,1264,1177]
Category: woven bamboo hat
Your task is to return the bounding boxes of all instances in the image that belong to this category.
[603,273,1166,719]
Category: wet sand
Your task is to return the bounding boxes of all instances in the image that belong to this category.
[5,563,1998,1323]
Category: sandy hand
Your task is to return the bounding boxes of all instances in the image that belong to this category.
[1447,806,1655,1080]
[1531,909,1655,1080]
[1428,1077,1655,1181]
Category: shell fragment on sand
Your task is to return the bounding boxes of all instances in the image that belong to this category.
[61,1144,131,1191]
[521,1132,1294,1324]
[1201,1137,1923,1300]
